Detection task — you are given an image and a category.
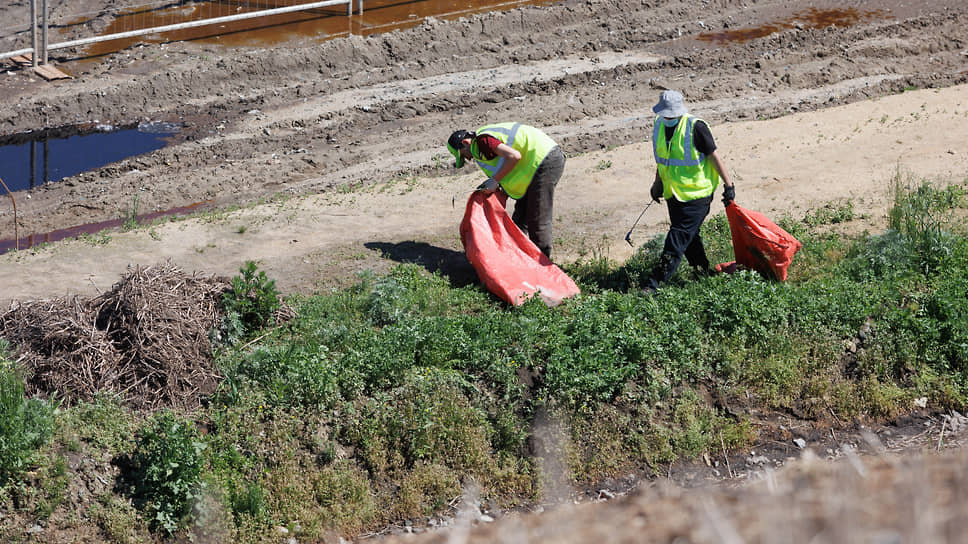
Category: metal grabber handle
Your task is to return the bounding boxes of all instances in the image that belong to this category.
[624,200,656,247]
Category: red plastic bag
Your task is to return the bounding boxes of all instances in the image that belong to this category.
[717,201,802,281]
[459,192,580,306]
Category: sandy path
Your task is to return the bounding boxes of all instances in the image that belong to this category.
[3,84,967,304]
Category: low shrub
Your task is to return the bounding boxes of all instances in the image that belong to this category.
[0,364,55,485]
[887,176,965,273]
[58,392,137,455]
[214,261,281,345]
[129,410,205,535]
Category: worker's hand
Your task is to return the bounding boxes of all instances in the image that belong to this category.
[650,178,663,202]
[722,184,735,206]
[476,178,500,194]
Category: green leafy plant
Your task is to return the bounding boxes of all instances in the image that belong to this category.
[0,365,55,485]
[349,367,490,474]
[32,455,69,519]
[129,411,205,535]
[79,231,113,245]
[59,392,137,454]
[214,261,281,345]
[88,491,147,544]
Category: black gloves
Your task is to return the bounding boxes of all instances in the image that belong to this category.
[650,178,663,202]
[722,184,735,206]
[476,178,500,193]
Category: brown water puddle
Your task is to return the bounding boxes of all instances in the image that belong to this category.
[697,7,893,45]
[70,0,548,62]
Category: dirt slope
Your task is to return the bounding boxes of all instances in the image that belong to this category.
[1,0,967,303]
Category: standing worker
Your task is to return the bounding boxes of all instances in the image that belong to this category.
[643,90,735,292]
[447,122,566,258]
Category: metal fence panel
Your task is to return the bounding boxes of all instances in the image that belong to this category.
[1,0,356,63]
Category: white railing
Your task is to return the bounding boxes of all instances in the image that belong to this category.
[1,0,363,65]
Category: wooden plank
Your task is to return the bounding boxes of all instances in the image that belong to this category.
[33,64,71,81]
[10,54,33,67]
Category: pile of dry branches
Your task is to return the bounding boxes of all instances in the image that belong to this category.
[0,262,230,410]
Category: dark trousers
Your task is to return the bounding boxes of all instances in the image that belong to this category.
[512,146,565,258]
[646,194,712,289]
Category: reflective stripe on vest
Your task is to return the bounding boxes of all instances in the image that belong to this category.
[470,122,556,199]
[652,114,718,202]
[652,115,705,167]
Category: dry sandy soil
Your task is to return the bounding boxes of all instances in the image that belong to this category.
[0,0,967,541]
[0,0,966,304]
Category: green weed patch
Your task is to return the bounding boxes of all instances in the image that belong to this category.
[0,363,55,486]
[4,178,967,542]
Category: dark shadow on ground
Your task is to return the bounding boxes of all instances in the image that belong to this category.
[365,241,479,288]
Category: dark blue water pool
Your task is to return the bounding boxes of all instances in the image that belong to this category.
[0,122,180,193]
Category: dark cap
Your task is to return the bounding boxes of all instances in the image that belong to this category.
[447,129,472,168]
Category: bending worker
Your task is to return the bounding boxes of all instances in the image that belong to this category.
[447,122,566,258]
[644,89,735,292]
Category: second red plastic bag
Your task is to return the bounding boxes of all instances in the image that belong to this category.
[718,201,802,281]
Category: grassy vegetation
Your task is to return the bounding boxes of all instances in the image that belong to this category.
[121,195,142,232]
[125,411,206,535]
[0,350,56,486]
[0,176,966,542]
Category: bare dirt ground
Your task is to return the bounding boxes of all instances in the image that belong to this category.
[0,0,967,541]
[1,0,967,304]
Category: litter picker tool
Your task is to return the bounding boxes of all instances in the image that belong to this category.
[625,200,656,246]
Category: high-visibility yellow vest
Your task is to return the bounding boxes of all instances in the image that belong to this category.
[652,114,719,202]
[470,122,557,199]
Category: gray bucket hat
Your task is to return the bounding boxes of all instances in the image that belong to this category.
[652,89,688,118]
